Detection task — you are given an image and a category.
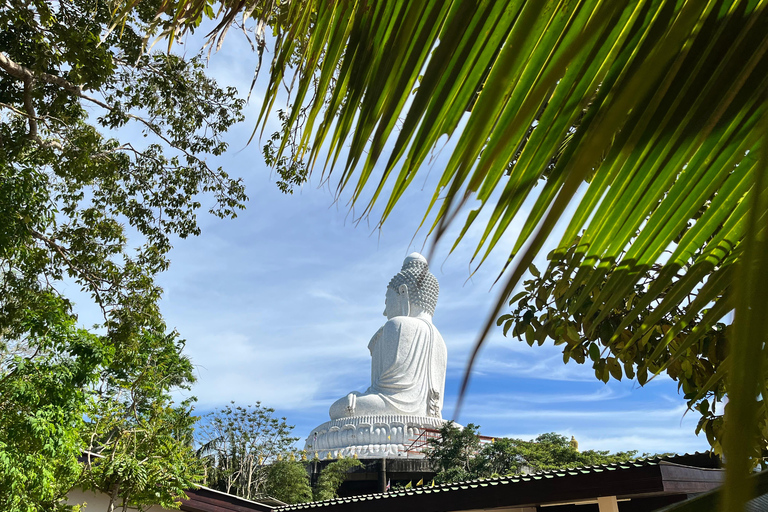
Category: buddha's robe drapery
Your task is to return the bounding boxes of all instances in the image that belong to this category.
[366,317,446,417]
[329,315,447,419]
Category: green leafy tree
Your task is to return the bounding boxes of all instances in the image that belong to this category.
[0,298,100,511]
[196,403,299,500]
[427,423,483,483]
[264,459,312,504]
[1,0,245,509]
[195,402,364,504]
[476,432,639,477]
[79,330,199,512]
[1,0,245,340]
[0,298,199,511]
[313,458,363,502]
[428,423,638,483]
[501,245,729,455]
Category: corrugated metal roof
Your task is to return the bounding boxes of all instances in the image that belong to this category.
[277,452,719,510]
[181,486,277,512]
[747,493,768,512]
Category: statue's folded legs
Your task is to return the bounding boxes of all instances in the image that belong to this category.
[329,391,390,419]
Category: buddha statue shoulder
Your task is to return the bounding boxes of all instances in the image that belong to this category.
[329,253,447,420]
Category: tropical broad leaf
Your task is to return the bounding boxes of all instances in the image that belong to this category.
[135,1,768,510]
[254,3,767,510]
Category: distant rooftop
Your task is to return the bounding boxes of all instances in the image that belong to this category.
[277,452,722,512]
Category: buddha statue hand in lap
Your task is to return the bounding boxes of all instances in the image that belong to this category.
[329,253,447,420]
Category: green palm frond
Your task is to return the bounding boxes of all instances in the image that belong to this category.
[252,3,768,509]
[138,1,768,509]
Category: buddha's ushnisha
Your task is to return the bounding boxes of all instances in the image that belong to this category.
[329,253,447,420]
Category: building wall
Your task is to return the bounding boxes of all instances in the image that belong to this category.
[67,488,171,511]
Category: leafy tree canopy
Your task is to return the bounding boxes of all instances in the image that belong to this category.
[312,458,363,502]
[195,403,363,504]
[264,459,313,505]
[0,299,98,510]
[196,403,299,500]
[78,329,200,511]
[1,0,245,338]
[501,242,730,455]
[0,297,200,511]
[0,0,246,509]
[428,423,640,484]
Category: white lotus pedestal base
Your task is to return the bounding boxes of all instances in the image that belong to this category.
[304,415,447,459]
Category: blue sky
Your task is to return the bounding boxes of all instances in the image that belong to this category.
[74,27,710,456]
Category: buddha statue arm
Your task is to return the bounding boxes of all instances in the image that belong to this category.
[368,320,402,393]
[367,326,384,354]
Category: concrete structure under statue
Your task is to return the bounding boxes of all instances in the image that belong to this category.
[305,253,448,459]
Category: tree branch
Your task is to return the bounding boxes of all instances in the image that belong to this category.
[27,228,110,317]
[22,77,38,140]
[0,51,115,113]
[0,52,70,149]
[0,52,83,96]
[0,52,218,178]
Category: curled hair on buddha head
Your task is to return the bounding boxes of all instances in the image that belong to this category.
[388,253,439,316]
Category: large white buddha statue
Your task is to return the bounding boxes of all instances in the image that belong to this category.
[329,253,447,420]
[305,253,448,458]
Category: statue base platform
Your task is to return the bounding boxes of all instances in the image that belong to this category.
[304,415,447,459]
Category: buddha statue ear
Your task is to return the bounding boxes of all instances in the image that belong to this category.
[398,284,411,317]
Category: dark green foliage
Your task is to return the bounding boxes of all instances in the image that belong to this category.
[265,460,312,504]
[476,432,638,476]
[499,240,729,455]
[427,423,639,483]
[426,423,482,483]
[1,0,245,509]
[313,458,363,501]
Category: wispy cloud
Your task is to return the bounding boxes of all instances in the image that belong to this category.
[466,387,629,406]
[465,404,690,421]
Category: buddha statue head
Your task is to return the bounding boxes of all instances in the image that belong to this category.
[384,253,439,319]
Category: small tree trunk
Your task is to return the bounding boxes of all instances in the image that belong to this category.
[107,483,120,512]
[246,456,253,500]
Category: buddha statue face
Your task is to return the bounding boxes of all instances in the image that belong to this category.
[384,284,410,319]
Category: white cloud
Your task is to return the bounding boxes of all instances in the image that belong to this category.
[466,387,629,405]
[466,404,690,421]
